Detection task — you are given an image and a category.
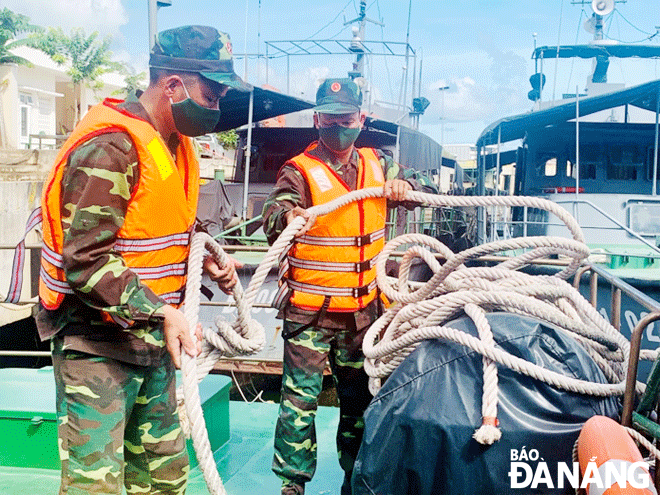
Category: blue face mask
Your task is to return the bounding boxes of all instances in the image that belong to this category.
[318,123,361,152]
[170,81,221,137]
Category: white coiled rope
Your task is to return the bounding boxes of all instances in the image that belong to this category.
[362,191,634,446]
[177,187,639,493]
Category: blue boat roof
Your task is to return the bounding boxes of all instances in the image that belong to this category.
[533,44,660,60]
[477,78,660,147]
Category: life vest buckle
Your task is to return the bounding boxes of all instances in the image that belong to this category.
[354,233,372,247]
[352,285,371,298]
[354,259,373,272]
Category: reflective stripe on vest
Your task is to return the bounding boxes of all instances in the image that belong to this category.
[296,227,385,247]
[288,254,377,273]
[39,265,74,295]
[285,144,386,312]
[288,278,378,299]
[114,232,191,252]
[39,98,199,312]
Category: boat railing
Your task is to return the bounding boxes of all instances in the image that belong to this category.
[573,262,660,435]
[487,198,660,255]
[554,199,660,255]
[389,204,471,243]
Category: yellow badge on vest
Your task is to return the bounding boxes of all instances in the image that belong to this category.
[147,137,175,181]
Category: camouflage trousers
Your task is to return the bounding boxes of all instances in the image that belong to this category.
[51,338,189,494]
[272,319,373,487]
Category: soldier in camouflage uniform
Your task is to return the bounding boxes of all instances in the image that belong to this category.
[262,78,435,495]
[35,26,248,494]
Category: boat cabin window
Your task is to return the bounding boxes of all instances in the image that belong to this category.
[539,156,558,177]
[566,150,598,180]
[538,155,582,179]
[606,145,642,181]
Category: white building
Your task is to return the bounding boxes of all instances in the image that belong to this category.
[0,46,127,150]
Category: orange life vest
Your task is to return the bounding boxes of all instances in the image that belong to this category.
[39,99,199,324]
[284,143,386,312]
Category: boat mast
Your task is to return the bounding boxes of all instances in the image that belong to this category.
[570,0,625,83]
[148,0,172,50]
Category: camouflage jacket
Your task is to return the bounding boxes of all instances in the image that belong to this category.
[261,140,435,330]
[36,93,183,366]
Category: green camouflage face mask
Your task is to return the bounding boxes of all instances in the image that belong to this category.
[170,81,221,137]
[318,124,361,151]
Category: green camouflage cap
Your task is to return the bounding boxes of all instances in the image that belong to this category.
[150,25,250,91]
[315,78,362,114]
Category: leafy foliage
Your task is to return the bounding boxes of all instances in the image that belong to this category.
[0,8,43,66]
[216,129,238,149]
[112,65,147,97]
[29,27,122,85]
[29,27,128,122]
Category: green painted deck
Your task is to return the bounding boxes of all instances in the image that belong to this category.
[0,367,344,495]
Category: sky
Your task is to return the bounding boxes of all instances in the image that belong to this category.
[4,0,660,145]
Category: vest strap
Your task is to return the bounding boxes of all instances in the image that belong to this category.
[296,228,384,247]
[39,265,75,295]
[42,243,64,268]
[131,262,187,280]
[288,278,377,298]
[114,231,191,252]
[160,290,184,305]
[288,255,377,273]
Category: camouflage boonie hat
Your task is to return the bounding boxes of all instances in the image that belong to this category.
[315,78,362,114]
[150,25,250,91]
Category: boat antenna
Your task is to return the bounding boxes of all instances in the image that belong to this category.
[244,0,249,80]
[397,0,412,116]
[570,0,623,83]
[552,0,565,102]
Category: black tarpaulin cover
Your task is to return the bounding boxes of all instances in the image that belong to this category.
[352,313,620,495]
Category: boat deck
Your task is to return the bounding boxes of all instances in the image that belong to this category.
[0,368,344,495]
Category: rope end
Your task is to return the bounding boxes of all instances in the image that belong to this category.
[473,417,501,445]
[368,377,382,396]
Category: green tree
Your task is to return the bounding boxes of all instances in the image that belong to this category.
[0,8,42,147]
[112,65,147,98]
[30,27,125,124]
[0,8,41,65]
[216,129,238,149]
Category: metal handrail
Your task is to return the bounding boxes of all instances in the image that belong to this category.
[574,262,660,314]
[573,262,660,443]
[552,199,660,255]
[622,312,660,427]
[486,197,660,255]
[216,214,263,239]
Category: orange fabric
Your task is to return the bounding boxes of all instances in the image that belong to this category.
[40,99,199,310]
[287,144,386,311]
